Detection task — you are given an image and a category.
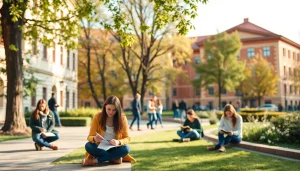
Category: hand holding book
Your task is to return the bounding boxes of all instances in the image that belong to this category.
[221,129,230,134]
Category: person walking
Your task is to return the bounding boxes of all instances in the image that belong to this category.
[155,99,163,128]
[146,96,157,130]
[29,99,60,151]
[172,100,180,120]
[48,93,62,127]
[179,99,187,121]
[129,93,142,131]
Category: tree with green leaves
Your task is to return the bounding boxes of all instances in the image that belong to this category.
[100,0,203,112]
[242,52,279,106]
[0,0,92,134]
[193,31,246,109]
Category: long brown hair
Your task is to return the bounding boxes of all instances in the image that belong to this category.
[99,96,123,134]
[186,109,200,120]
[32,99,50,120]
[223,104,238,128]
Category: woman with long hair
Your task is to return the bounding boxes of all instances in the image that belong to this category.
[82,96,135,166]
[174,109,204,142]
[155,99,164,128]
[29,99,59,151]
[207,104,243,152]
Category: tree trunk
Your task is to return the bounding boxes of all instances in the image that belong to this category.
[0,2,27,133]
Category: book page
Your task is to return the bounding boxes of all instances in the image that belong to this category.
[97,141,116,151]
[42,132,55,137]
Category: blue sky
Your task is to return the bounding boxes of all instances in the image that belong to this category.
[188,0,300,44]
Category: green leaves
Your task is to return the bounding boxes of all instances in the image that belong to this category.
[9,4,23,22]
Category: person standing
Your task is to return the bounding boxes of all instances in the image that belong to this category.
[155,99,164,128]
[30,99,60,151]
[207,104,243,152]
[129,93,142,131]
[172,100,180,120]
[146,96,157,130]
[48,93,62,127]
[179,99,187,120]
[82,96,135,166]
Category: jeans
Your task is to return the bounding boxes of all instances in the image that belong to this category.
[215,132,242,149]
[173,109,179,118]
[179,110,186,120]
[32,132,60,148]
[52,110,62,126]
[85,142,130,163]
[130,113,141,129]
[147,113,156,129]
[177,130,200,140]
[155,113,163,125]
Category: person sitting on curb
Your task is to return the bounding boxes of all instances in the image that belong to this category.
[207,104,243,152]
[82,96,136,166]
[173,109,204,142]
[29,99,59,151]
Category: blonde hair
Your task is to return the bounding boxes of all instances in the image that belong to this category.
[186,109,200,119]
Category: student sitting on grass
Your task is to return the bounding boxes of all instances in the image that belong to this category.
[29,99,59,151]
[207,104,243,152]
[82,96,135,166]
[173,109,204,142]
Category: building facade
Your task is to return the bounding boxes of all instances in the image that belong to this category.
[171,18,300,110]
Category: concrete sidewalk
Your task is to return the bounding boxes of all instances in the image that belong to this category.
[0,119,182,171]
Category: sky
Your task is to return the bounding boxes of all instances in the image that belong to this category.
[188,0,300,44]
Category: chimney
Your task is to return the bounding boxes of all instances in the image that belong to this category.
[244,18,249,23]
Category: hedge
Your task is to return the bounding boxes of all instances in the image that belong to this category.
[26,117,91,126]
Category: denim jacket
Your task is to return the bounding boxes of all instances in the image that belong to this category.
[29,111,57,137]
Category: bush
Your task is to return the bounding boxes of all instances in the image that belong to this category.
[26,117,91,126]
[196,111,209,119]
[59,107,100,118]
[208,110,218,125]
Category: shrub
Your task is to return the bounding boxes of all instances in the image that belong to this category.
[208,110,218,125]
[196,111,209,119]
[59,107,100,118]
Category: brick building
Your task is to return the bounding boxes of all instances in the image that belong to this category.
[171,18,300,110]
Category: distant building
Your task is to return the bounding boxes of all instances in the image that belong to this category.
[171,18,300,110]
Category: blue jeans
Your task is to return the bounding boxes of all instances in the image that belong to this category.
[147,113,155,129]
[215,132,242,149]
[52,110,62,126]
[173,109,179,118]
[32,132,60,148]
[130,113,141,129]
[85,142,130,163]
[179,110,186,120]
[155,113,163,125]
[177,130,200,140]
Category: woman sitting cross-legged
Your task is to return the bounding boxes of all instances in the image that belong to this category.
[82,96,136,166]
[29,99,60,151]
[174,109,204,142]
[207,104,243,152]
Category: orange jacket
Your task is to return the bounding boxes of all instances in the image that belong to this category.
[84,112,136,162]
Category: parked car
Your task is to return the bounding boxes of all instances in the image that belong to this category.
[257,104,278,111]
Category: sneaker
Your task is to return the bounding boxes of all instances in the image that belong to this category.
[180,138,190,142]
[34,143,42,151]
[137,128,142,131]
[129,127,133,131]
[109,158,122,164]
[82,158,97,166]
[218,146,226,152]
[146,123,149,129]
[207,146,216,151]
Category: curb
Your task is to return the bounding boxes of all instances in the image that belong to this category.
[204,128,300,160]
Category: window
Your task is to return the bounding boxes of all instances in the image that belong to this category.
[194,56,200,64]
[293,52,296,60]
[283,48,286,57]
[284,66,286,76]
[208,86,214,95]
[195,89,200,96]
[289,67,292,76]
[73,53,76,71]
[60,46,63,65]
[33,40,38,55]
[298,53,300,61]
[42,87,47,100]
[263,47,270,57]
[222,89,227,94]
[66,91,69,108]
[73,92,75,108]
[67,50,70,68]
[43,45,47,59]
[247,48,255,58]
[148,91,154,96]
[52,43,56,62]
[195,73,200,80]
[290,85,293,94]
[172,88,177,97]
[31,88,36,107]
[288,50,290,58]
[84,102,91,107]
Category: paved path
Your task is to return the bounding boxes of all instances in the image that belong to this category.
[0,119,182,171]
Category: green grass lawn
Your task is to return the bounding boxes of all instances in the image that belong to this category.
[54,126,300,171]
[0,135,30,142]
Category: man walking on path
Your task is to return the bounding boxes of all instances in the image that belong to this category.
[48,93,62,127]
[129,93,142,131]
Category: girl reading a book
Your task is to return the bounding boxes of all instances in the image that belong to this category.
[174,109,204,142]
[207,104,243,152]
[82,96,135,166]
[29,99,59,151]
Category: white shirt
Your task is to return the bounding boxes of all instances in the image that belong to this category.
[104,126,116,141]
[218,114,243,138]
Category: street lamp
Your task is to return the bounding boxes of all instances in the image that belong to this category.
[283,78,287,111]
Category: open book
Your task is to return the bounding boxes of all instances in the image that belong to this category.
[221,129,230,134]
[96,132,116,151]
[42,132,55,137]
